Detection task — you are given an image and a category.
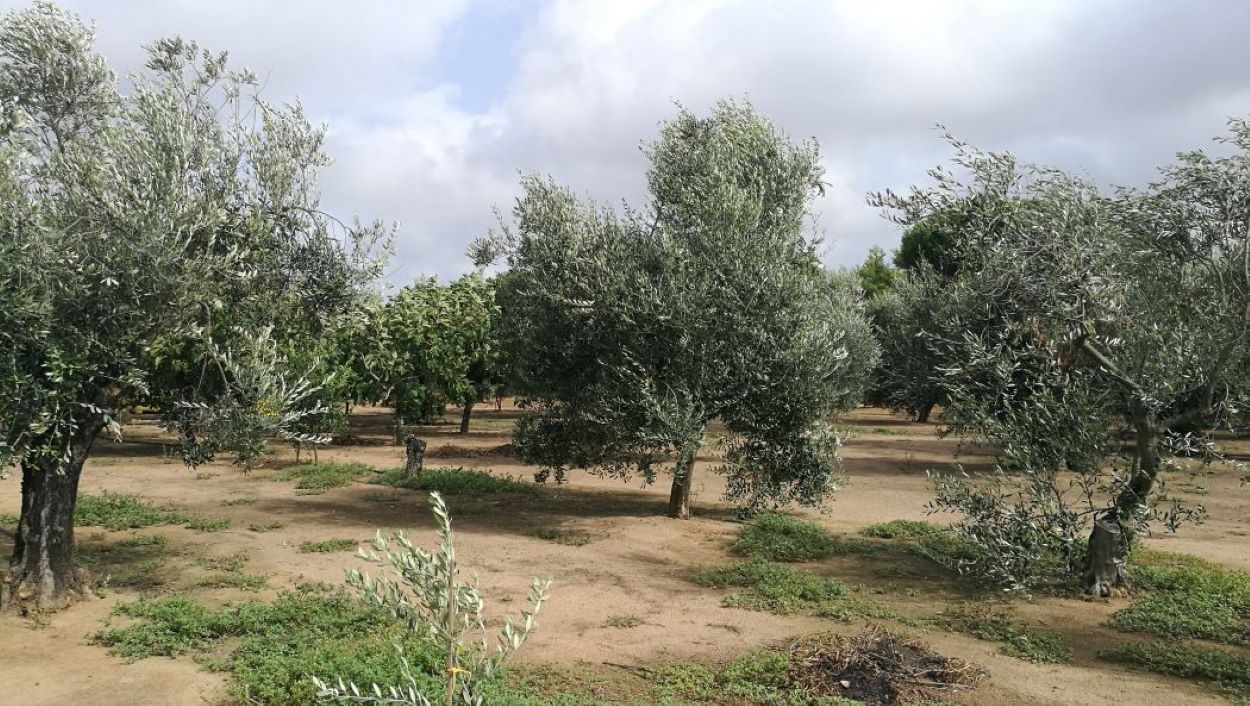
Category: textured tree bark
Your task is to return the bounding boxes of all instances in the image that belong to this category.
[667,444,698,519]
[3,415,105,612]
[1082,513,1128,597]
[404,434,427,479]
[916,403,935,424]
[1081,404,1158,596]
[459,400,474,434]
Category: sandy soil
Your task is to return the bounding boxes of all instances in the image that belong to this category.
[0,405,1244,706]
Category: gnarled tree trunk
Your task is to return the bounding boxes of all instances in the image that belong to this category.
[3,414,105,612]
[459,399,474,434]
[1082,513,1128,597]
[667,443,698,519]
[1081,403,1158,596]
[916,402,935,424]
[404,434,427,479]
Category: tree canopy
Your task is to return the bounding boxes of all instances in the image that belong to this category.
[0,2,385,609]
[874,127,1250,594]
[486,100,878,518]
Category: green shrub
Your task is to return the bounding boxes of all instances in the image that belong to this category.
[281,462,375,490]
[1112,549,1250,646]
[371,467,539,495]
[1100,640,1250,700]
[730,513,835,562]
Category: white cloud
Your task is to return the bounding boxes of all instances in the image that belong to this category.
[7,0,1250,282]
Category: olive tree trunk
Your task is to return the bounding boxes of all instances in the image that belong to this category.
[667,442,699,520]
[459,399,474,434]
[404,434,427,479]
[3,414,105,612]
[1081,403,1159,596]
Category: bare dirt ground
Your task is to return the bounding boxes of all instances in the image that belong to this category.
[1,404,1245,705]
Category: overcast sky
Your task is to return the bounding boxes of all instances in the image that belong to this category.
[9,0,1250,285]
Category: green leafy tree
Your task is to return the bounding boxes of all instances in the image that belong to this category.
[0,3,385,609]
[484,100,878,518]
[875,127,1250,595]
[855,246,895,298]
[377,275,498,438]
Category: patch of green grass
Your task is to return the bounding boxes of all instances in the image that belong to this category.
[601,615,642,629]
[938,603,1071,664]
[1100,640,1250,700]
[1111,548,1250,646]
[281,462,375,490]
[185,516,231,532]
[115,534,168,548]
[76,493,189,530]
[92,592,525,705]
[0,512,17,527]
[248,521,286,533]
[532,527,591,546]
[190,574,267,591]
[372,467,540,495]
[730,513,836,562]
[860,520,943,540]
[299,538,358,553]
[693,560,848,614]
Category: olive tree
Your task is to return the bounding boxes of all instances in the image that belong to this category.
[0,3,385,609]
[483,100,878,519]
[876,127,1250,594]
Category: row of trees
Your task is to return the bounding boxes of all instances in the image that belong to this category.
[3,2,1245,611]
[857,131,1250,595]
[0,4,882,610]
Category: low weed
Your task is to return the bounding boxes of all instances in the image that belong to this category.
[693,560,847,614]
[299,538,358,553]
[185,516,231,532]
[730,513,835,562]
[532,527,592,546]
[280,462,375,491]
[371,467,540,495]
[1112,548,1250,646]
[248,521,286,533]
[1100,640,1250,700]
[601,615,642,629]
[938,603,1071,663]
[76,493,188,530]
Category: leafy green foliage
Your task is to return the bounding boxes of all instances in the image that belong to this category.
[938,603,1070,663]
[300,539,360,553]
[75,493,189,530]
[693,560,848,614]
[0,2,385,604]
[488,99,877,515]
[318,492,551,706]
[372,467,539,495]
[855,246,895,298]
[876,124,1250,592]
[859,520,943,540]
[1099,641,1250,700]
[1111,549,1250,646]
[730,513,836,562]
[281,462,375,490]
[356,275,499,428]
